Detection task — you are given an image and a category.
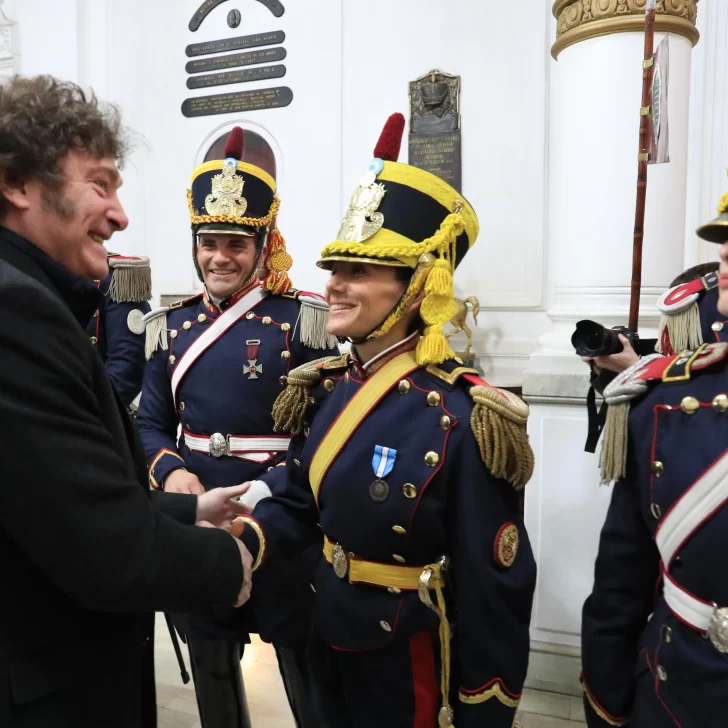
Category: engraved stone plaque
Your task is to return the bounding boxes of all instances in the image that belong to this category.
[181,86,293,118]
[186,47,286,75]
[186,64,286,90]
[186,30,285,58]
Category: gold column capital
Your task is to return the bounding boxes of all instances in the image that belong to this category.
[552,0,699,59]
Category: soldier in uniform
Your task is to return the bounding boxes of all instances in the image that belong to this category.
[237,113,537,728]
[581,192,728,727]
[135,127,338,728]
[87,252,152,408]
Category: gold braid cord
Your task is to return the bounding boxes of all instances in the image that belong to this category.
[187,190,280,227]
[271,357,339,435]
[469,386,534,490]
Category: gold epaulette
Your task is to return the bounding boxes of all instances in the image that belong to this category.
[272,356,341,435]
[322,352,351,370]
[426,363,479,386]
[108,255,152,303]
[466,378,534,490]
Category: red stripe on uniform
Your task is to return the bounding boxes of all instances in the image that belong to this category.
[409,631,439,728]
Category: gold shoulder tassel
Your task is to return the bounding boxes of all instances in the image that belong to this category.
[469,386,534,490]
[272,357,336,434]
[108,257,152,303]
[599,402,630,484]
[655,303,701,354]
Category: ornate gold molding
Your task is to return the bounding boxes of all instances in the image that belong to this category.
[552,0,699,59]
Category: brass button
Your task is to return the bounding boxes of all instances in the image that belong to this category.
[169,355,176,365]
[651,503,662,520]
[169,329,178,339]
[293,458,301,466]
[93,309,98,318]
[441,416,451,431]
[656,665,668,682]
[281,351,290,359]
[379,620,392,632]
[267,466,274,472]
[455,356,464,365]
[427,391,441,407]
[262,316,272,325]
[246,312,255,320]
[183,321,192,330]
[388,586,401,595]
[713,321,724,332]
[89,336,98,344]
[713,394,728,412]
[650,461,664,478]
[403,483,417,499]
[197,314,207,323]
[323,379,335,392]
[398,380,411,394]
[281,322,291,331]
[393,554,406,563]
[344,372,350,384]
[280,375,288,385]
[392,525,406,535]
[425,451,439,467]
[680,396,700,414]
[179,402,185,411]
[661,625,672,643]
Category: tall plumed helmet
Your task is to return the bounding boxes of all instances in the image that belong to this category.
[318,112,479,365]
[697,191,728,244]
[187,126,293,293]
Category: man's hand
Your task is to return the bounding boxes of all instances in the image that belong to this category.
[582,334,639,375]
[233,537,253,607]
[197,483,251,529]
[164,469,205,495]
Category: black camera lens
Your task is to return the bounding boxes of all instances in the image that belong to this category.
[572,320,625,358]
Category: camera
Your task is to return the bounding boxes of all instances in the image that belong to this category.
[571,320,639,358]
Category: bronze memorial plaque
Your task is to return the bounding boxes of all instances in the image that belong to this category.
[408,69,462,192]
[186,47,286,75]
[187,64,286,90]
[189,0,230,32]
[186,30,285,57]
[181,86,293,118]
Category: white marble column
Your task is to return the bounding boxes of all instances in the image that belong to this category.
[521,0,700,696]
[524,0,699,399]
[0,0,19,78]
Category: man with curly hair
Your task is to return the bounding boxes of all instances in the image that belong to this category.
[0,74,255,728]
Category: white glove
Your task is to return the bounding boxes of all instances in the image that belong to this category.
[235,480,273,510]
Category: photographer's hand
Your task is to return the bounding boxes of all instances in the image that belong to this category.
[590,334,639,374]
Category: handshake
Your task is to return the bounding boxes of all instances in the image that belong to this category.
[165,472,274,609]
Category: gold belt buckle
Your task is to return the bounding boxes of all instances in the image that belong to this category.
[331,543,350,579]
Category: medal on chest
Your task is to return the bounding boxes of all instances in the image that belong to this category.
[369,445,397,502]
[244,339,263,379]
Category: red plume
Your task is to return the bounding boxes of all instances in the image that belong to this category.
[224,126,244,160]
[373,113,405,162]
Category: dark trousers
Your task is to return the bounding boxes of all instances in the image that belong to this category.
[187,635,317,728]
[188,637,252,728]
[308,626,442,728]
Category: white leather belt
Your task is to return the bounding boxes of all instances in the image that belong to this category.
[183,431,291,463]
[654,450,728,652]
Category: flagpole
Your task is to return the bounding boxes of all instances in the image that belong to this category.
[628,0,657,332]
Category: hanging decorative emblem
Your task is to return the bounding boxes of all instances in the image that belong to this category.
[337,159,387,242]
[205,157,248,216]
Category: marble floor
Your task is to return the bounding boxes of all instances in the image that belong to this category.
[154,614,586,728]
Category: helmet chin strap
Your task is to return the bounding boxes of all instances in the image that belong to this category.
[343,289,408,346]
